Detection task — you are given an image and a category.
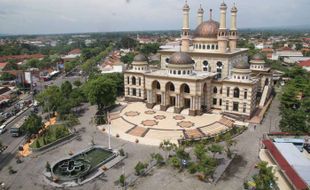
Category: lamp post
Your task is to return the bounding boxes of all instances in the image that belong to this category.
[107,111,111,150]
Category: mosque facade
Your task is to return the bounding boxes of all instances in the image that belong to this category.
[124,1,273,119]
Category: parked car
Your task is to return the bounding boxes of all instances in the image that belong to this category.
[0,124,7,134]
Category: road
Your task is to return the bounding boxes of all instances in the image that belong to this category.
[0,74,84,169]
[0,107,31,169]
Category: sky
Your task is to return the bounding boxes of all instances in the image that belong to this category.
[0,0,309,35]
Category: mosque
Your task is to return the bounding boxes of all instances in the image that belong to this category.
[124,1,273,119]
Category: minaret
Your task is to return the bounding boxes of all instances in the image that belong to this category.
[197,4,204,26]
[229,3,238,51]
[217,2,228,53]
[181,0,190,52]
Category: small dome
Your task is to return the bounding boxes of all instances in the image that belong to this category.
[183,2,190,10]
[220,2,227,9]
[234,62,250,69]
[169,52,193,65]
[252,53,264,61]
[133,54,148,62]
[198,5,204,13]
[231,3,238,12]
[194,20,219,38]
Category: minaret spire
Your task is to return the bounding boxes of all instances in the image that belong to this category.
[229,3,238,51]
[217,2,228,53]
[209,9,213,20]
[181,0,190,52]
[197,4,204,25]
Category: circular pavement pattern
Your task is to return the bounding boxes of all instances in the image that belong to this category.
[173,115,185,120]
[125,111,140,117]
[177,121,194,128]
[141,120,158,127]
[145,110,156,115]
[154,115,166,120]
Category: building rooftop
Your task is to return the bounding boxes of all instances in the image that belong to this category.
[275,142,310,185]
[144,69,217,80]
[262,139,309,190]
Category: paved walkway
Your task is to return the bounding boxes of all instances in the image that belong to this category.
[104,102,243,146]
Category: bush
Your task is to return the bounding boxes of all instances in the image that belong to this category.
[151,153,164,166]
[119,148,125,157]
[46,161,51,172]
[119,174,125,187]
[188,163,197,174]
[30,124,70,148]
[169,156,181,169]
[134,161,148,176]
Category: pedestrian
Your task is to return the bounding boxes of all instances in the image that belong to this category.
[254,125,257,130]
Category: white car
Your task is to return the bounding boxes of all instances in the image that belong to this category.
[0,124,7,134]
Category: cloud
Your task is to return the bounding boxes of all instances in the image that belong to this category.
[0,0,309,34]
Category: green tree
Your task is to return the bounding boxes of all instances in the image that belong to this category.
[194,143,206,161]
[3,62,18,70]
[21,114,43,135]
[36,85,63,114]
[83,75,117,112]
[208,144,224,158]
[252,161,277,190]
[0,72,16,81]
[73,80,82,87]
[118,37,138,49]
[61,81,73,98]
[140,43,160,55]
[120,52,135,64]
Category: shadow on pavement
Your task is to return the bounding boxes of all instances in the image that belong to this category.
[0,152,15,171]
[218,154,247,181]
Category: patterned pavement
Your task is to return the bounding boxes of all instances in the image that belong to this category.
[105,102,247,146]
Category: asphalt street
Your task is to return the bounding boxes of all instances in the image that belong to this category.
[0,74,84,169]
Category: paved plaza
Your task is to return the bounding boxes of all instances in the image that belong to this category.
[105,102,240,146]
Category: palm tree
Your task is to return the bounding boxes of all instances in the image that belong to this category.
[159,140,176,161]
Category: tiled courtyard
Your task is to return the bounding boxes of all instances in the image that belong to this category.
[103,102,239,146]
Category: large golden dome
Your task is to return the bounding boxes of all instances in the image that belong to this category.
[194,20,219,38]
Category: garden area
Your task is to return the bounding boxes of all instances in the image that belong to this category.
[50,147,116,182]
[30,124,70,149]
[122,137,238,188]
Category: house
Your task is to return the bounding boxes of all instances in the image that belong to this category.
[298,60,310,72]
[0,62,8,71]
[61,49,81,62]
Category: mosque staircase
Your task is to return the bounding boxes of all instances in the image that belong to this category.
[259,85,269,108]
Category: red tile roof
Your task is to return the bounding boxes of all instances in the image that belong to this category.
[0,62,8,69]
[68,49,81,55]
[262,48,273,53]
[298,60,310,67]
[262,140,309,190]
[0,54,45,62]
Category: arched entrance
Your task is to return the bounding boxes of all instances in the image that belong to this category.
[165,82,176,106]
[152,80,161,104]
[180,83,191,109]
[202,83,208,112]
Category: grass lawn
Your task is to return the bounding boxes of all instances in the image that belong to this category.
[75,148,113,168]
[30,124,70,149]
